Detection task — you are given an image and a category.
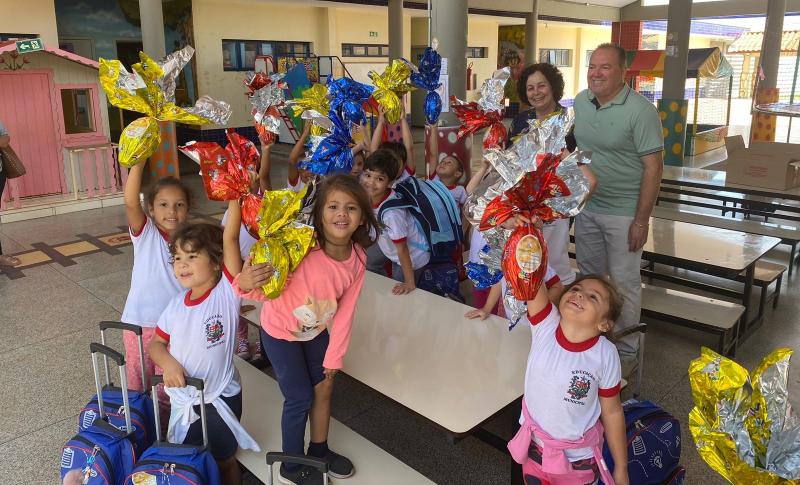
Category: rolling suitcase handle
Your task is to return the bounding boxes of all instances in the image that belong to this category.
[89,342,133,434]
[98,321,147,392]
[265,452,329,485]
[150,375,209,448]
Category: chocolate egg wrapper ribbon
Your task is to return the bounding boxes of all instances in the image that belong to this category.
[286,83,331,135]
[451,96,507,150]
[368,59,414,124]
[409,47,443,124]
[689,347,800,482]
[328,77,374,126]
[478,67,511,113]
[250,188,316,299]
[119,117,161,168]
[250,74,287,136]
[244,71,271,95]
[302,111,353,176]
[100,46,232,167]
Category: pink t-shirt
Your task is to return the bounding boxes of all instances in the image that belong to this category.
[233,245,366,369]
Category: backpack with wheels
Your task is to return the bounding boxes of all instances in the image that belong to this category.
[125,376,220,485]
[78,322,156,455]
[61,343,138,484]
[601,399,683,485]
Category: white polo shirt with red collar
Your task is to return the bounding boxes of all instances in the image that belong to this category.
[372,190,430,270]
[523,302,621,461]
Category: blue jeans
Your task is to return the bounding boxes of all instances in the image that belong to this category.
[259,328,329,469]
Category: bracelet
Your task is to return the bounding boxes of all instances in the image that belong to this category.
[633,221,649,228]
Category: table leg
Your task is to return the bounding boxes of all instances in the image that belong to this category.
[739,264,755,342]
[790,242,797,277]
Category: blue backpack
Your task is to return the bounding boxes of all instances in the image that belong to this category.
[379,176,463,263]
[125,376,221,485]
[602,400,684,485]
[78,322,156,455]
[61,344,138,484]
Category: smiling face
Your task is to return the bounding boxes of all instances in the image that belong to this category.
[321,189,364,246]
[172,243,218,291]
[149,185,189,235]
[525,71,557,115]
[558,278,614,334]
[359,168,391,203]
[587,47,626,103]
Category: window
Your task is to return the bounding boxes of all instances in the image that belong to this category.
[222,39,311,71]
[60,88,95,134]
[0,33,37,41]
[341,43,389,57]
[586,50,594,65]
[467,47,488,58]
[539,49,572,67]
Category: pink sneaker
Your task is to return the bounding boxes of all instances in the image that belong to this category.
[236,337,251,360]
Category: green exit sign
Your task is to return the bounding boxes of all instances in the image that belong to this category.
[16,38,44,54]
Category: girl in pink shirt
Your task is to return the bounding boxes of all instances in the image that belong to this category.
[235,175,380,485]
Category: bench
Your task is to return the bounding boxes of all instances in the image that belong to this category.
[234,357,435,484]
[568,256,745,355]
[652,206,799,275]
[657,187,800,224]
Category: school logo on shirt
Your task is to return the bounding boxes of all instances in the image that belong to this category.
[204,314,225,349]
[564,374,592,405]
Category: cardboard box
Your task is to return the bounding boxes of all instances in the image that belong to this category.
[724,135,800,190]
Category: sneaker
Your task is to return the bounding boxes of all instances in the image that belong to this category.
[278,464,326,485]
[325,449,354,479]
[236,337,251,360]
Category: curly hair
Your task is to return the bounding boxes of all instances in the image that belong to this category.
[516,63,565,108]
[562,274,624,324]
[169,223,224,272]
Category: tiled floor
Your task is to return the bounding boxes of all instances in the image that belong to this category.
[1,136,797,484]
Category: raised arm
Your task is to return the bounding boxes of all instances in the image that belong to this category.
[466,157,491,195]
[223,200,243,276]
[124,163,147,234]
[370,105,386,153]
[525,276,551,317]
[258,136,275,192]
[288,122,311,183]
[426,122,439,178]
[399,100,415,174]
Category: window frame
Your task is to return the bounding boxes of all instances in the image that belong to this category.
[55,84,106,147]
[539,48,573,68]
[467,47,488,58]
[222,39,312,71]
[341,43,389,58]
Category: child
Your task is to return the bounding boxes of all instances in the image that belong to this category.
[150,203,260,485]
[350,140,367,177]
[288,121,315,193]
[426,123,467,207]
[120,163,191,420]
[509,270,629,485]
[235,175,380,485]
[258,132,274,192]
[361,149,431,295]
[464,265,564,321]
[370,101,416,184]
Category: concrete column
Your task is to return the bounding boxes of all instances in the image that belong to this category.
[430,0,467,123]
[138,0,178,179]
[751,0,786,142]
[659,0,692,166]
[388,0,404,61]
[524,0,539,65]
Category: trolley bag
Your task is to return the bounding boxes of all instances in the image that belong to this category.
[78,321,156,454]
[125,376,220,485]
[265,452,329,485]
[601,399,683,485]
[60,343,138,484]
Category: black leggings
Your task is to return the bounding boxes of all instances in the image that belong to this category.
[0,169,5,255]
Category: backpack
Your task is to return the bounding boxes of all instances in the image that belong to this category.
[601,399,683,485]
[379,177,463,263]
[125,376,221,485]
[61,343,138,484]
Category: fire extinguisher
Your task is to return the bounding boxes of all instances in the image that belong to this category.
[466,61,474,90]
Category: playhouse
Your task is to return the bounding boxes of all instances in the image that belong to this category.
[0,40,122,219]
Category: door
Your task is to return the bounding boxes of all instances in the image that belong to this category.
[0,71,64,197]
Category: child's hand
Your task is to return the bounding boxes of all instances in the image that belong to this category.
[465,308,491,320]
[238,256,276,292]
[259,132,276,147]
[500,214,542,230]
[392,281,415,295]
[613,468,629,485]
[162,362,187,388]
[377,104,386,120]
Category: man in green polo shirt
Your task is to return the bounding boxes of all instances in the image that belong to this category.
[573,43,664,358]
